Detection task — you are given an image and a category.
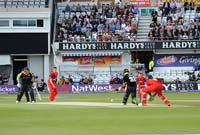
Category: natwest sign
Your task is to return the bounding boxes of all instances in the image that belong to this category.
[156,41,200,49]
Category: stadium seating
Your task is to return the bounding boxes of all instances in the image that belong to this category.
[148,2,200,41]
[56,2,139,42]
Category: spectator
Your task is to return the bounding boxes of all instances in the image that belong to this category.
[37,79,47,92]
[162,0,170,17]
[79,75,85,84]
[88,75,93,84]
[0,74,3,85]
[158,0,164,10]
[109,76,115,84]
[189,0,195,10]
[175,77,181,83]
[170,0,177,14]
[176,0,183,12]
[182,31,189,40]
[109,75,122,84]
[184,0,189,12]
[58,76,65,85]
[194,29,199,40]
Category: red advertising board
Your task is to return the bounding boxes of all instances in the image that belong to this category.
[130,0,151,7]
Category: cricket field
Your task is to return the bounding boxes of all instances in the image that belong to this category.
[0,92,200,135]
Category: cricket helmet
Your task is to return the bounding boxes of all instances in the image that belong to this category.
[123,69,129,75]
[23,67,30,71]
[147,75,153,79]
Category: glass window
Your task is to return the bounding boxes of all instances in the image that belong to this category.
[13,20,28,26]
[37,19,44,27]
[28,20,36,26]
[0,20,9,27]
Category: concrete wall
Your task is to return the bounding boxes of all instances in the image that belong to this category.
[0,55,11,65]
[122,51,131,64]
[29,56,44,80]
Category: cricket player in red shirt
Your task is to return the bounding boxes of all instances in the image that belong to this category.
[140,75,171,106]
[48,67,58,102]
[136,72,146,98]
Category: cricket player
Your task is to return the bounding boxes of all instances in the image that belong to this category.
[48,67,58,102]
[140,75,171,106]
[136,72,146,98]
[122,69,137,105]
[16,67,35,103]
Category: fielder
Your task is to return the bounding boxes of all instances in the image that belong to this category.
[122,69,137,105]
[136,72,146,98]
[140,75,171,106]
[47,67,58,102]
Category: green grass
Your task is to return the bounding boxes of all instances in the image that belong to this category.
[0,93,200,135]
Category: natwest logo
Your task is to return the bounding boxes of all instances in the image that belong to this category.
[71,85,113,93]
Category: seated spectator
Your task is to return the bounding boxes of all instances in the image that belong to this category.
[188,28,194,39]
[109,75,122,84]
[2,74,8,85]
[0,74,3,85]
[182,31,189,40]
[88,75,93,84]
[194,28,199,39]
[194,14,200,22]
[148,30,155,41]
[37,79,47,91]
[109,76,115,84]
[170,0,177,14]
[158,0,164,10]
[129,32,136,41]
[58,76,65,85]
[162,0,170,17]
[176,0,183,12]
[67,75,73,84]
[184,0,189,12]
[115,20,121,30]
[175,77,181,83]
[189,0,195,10]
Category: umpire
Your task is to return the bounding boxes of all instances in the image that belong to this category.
[122,69,137,105]
[16,67,35,104]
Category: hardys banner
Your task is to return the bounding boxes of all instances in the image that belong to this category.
[0,83,200,94]
[59,41,200,51]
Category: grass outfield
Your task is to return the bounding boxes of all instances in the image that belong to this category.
[0,92,200,135]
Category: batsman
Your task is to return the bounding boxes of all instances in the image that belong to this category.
[122,69,137,105]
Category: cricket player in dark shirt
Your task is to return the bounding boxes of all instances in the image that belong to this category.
[16,67,35,104]
[122,69,137,105]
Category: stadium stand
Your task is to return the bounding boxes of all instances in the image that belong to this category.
[148,0,200,41]
[54,1,200,84]
[56,2,139,42]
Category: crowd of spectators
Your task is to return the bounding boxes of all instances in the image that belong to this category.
[109,75,123,84]
[0,74,9,85]
[79,75,93,84]
[58,75,74,85]
[148,0,200,41]
[56,3,139,42]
